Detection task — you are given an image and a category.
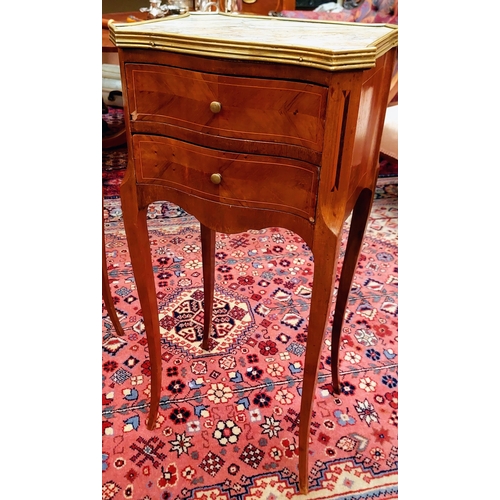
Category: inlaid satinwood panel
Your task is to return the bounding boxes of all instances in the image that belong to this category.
[133,134,319,220]
[125,64,328,152]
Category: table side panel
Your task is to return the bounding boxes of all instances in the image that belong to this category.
[346,49,397,211]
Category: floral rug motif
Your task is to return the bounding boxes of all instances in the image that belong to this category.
[102,144,398,499]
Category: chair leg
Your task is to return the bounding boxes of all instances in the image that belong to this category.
[102,200,125,336]
[102,97,127,149]
[102,128,127,149]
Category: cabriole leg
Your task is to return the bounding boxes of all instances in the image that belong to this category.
[121,174,162,430]
[200,224,215,351]
[298,224,341,494]
[330,188,374,393]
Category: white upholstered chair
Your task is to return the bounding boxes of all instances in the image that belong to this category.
[380,72,398,162]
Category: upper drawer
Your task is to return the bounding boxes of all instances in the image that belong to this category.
[125,64,327,152]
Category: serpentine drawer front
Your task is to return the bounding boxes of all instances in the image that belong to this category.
[134,134,319,220]
[110,12,398,495]
[125,64,328,153]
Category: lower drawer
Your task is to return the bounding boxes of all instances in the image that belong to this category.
[133,135,319,221]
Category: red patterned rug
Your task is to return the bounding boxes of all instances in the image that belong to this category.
[102,125,398,499]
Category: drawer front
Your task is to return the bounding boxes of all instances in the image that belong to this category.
[134,135,319,220]
[126,64,327,152]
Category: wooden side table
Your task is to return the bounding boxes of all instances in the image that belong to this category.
[110,13,397,494]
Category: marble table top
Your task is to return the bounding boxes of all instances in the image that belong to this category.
[109,12,398,71]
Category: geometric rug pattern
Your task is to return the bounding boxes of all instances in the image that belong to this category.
[102,143,398,500]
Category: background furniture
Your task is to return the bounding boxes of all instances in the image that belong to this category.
[110,13,397,494]
[103,16,131,150]
[279,0,398,24]
[238,0,295,15]
[102,196,125,337]
[380,101,398,161]
[103,0,296,16]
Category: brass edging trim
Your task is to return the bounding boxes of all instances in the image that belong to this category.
[112,33,378,71]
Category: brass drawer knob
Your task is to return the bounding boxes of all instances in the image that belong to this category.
[210,101,222,113]
[210,173,222,185]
